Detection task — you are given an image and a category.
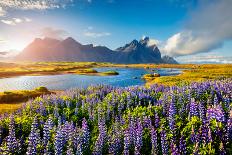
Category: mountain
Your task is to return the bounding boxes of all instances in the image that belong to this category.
[116,37,161,63]
[16,37,178,64]
[162,55,179,64]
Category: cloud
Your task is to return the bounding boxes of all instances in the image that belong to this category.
[40,27,69,39]
[84,32,111,38]
[142,36,160,46]
[177,54,232,64]
[1,17,31,25]
[163,0,232,57]
[0,0,72,16]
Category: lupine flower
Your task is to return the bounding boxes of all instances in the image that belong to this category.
[150,126,158,155]
[82,118,90,153]
[134,120,143,155]
[5,116,20,154]
[93,119,108,155]
[43,117,54,147]
[123,128,130,155]
[160,127,169,155]
[170,140,179,155]
[207,105,225,122]
[54,127,64,155]
[179,136,187,154]
[108,124,122,155]
[26,116,41,155]
[168,101,177,131]
[189,99,199,118]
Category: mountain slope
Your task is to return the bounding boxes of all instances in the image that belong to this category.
[16,37,178,64]
[116,37,161,63]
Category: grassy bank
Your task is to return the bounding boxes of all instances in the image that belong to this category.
[0,87,52,113]
[146,64,232,86]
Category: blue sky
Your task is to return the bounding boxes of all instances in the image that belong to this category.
[0,0,231,63]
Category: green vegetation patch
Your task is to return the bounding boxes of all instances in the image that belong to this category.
[0,87,51,103]
[100,70,119,75]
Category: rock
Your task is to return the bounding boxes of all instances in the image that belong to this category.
[153,73,160,77]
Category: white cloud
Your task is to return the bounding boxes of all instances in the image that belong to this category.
[84,32,111,38]
[176,53,232,64]
[147,38,160,47]
[40,27,69,39]
[163,0,232,57]
[0,0,72,16]
[1,19,15,25]
[1,17,31,25]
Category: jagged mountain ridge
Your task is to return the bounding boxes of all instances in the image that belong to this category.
[16,37,178,64]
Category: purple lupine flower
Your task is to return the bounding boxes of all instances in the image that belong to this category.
[207,105,225,122]
[170,140,179,155]
[123,128,130,155]
[150,126,158,155]
[189,99,199,118]
[93,119,108,155]
[82,118,90,153]
[160,127,169,155]
[168,101,177,131]
[5,116,20,154]
[179,136,187,154]
[43,117,54,147]
[190,126,199,144]
[198,102,206,122]
[154,113,160,128]
[200,124,210,144]
[26,116,41,155]
[108,124,122,155]
[128,116,136,147]
[143,116,152,128]
[134,120,143,155]
[54,127,64,155]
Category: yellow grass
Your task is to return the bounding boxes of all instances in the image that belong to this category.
[146,64,232,86]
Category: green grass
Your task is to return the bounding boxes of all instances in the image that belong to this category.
[100,70,119,75]
[75,69,98,74]
[0,86,51,103]
[146,64,232,86]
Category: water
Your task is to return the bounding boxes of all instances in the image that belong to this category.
[0,67,182,91]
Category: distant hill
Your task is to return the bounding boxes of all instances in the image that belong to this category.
[16,36,178,64]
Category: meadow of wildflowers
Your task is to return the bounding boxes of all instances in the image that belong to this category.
[0,79,231,155]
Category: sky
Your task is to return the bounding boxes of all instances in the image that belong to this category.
[0,0,231,63]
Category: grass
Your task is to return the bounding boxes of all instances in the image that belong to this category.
[0,86,53,113]
[0,103,22,114]
[75,69,98,74]
[146,64,232,86]
[0,86,51,103]
[100,70,119,75]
